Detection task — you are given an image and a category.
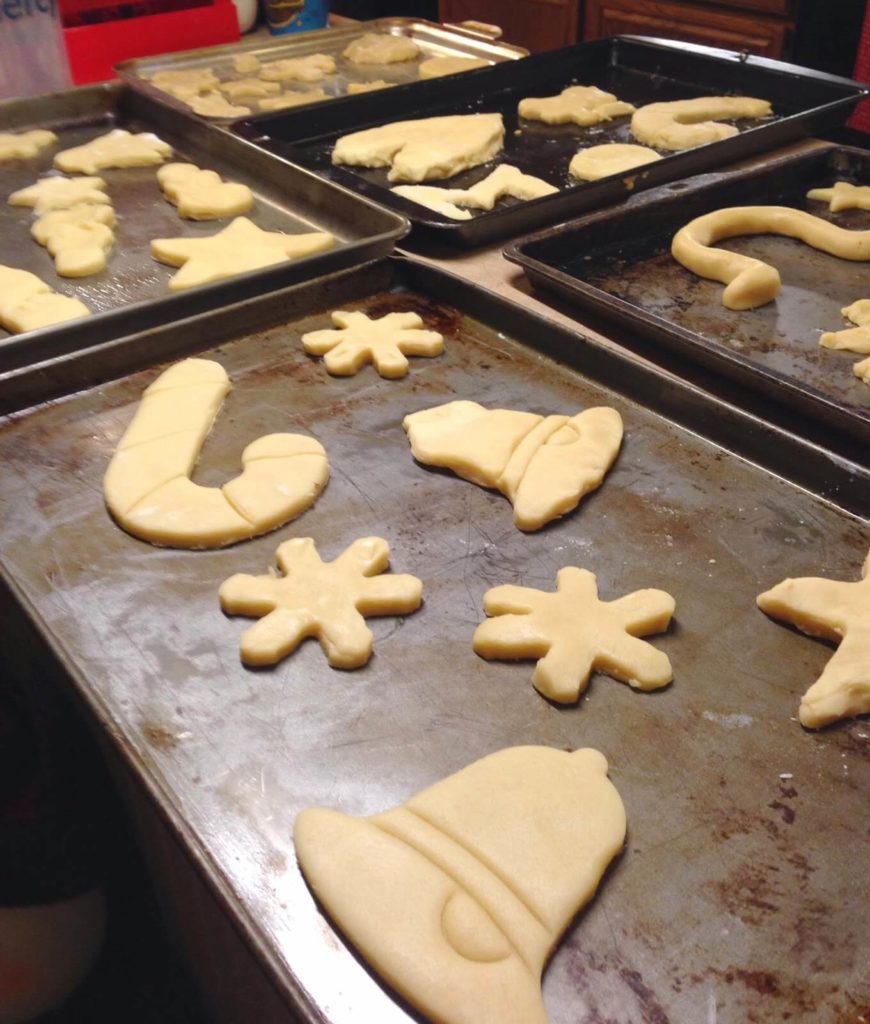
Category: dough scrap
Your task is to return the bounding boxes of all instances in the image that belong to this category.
[820,299,870,354]
[807,181,870,213]
[302,310,444,378]
[347,79,394,95]
[260,54,336,82]
[569,143,662,181]
[220,536,422,667]
[333,113,505,183]
[418,55,489,79]
[31,204,115,277]
[258,90,328,111]
[157,162,254,221]
[9,175,110,214]
[104,357,328,548]
[0,265,90,333]
[342,32,420,65]
[631,96,771,151]
[671,206,870,310]
[757,549,870,728]
[54,129,172,173]
[403,400,623,531]
[187,92,251,118]
[150,216,335,292]
[232,52,261,74]
[519,85,635,127]
[474,568,675,704]
[393,164,557,220]
[294,746,626,1024]
[219,77,280,100]
[0,129,58,162]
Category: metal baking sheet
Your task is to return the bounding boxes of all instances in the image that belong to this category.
[506,143,870,448]
[116,18,527,124]
[234,35,868,248]
[0,83,407,374]
[0,257,867,1024]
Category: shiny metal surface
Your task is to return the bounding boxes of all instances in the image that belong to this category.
[0,259,867,1024]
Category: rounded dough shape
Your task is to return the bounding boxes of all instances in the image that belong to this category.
[569,143,662,181]
[418,56,489,79]
[631,96,771,152]
[342,32,420,65]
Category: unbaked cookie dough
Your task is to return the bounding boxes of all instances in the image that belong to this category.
[31,204,115,277]
[157,163,254,220]
[302,310,444,377]
[518,85,635,127]
[821,299,870,385]
[418,55,489,79]
[294,745,626,1024]
[9,175,110,214]
[404,400,623,531]
[631,96,771,152]
[258,90,328,111]
[474,567,675,704]
[0,129,58,162]
[187,92,251,118]
[104,358,329,548]
[54,129,172,173]
[333,113,504,183]
[220,536,422,667]
[393,164,557,219]
[757,549,870,728]
[671,206,870,310]
[150,216,334,292]
[346,79,394,95]
[150,67,220,97]
[342,32,420,65]
[569,143,662,181]
[232,52,261,74]
[219,77,280,100]
[0,266,90,333]
[807,181,870,213]
[260,54,336,82]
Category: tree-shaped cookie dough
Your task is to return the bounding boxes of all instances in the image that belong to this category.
[220,536,423,667]
[474,567,675,703]
[302,310,444,378]
[757,549,870,728]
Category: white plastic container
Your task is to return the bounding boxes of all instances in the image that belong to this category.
[0,0,71,99]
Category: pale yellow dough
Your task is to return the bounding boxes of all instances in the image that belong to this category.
[302,310,443,378]
[391,184,473,220]
[0,130,58,162]
[54,129,172,174]
[474,567,675,704]
[631,96,771,151]
[260,54,336,82]
[157,163,254,221]
[807,181,870,212]
[258,90,328,111]
[418,55,489,79]
[346,79,394,95]
[0,266,90,333]
[187,92,251,118]
[333,113,505,184]
[150,216,335,292]
[671,206,870,310]
[758,549,870,728]
[220,536,422,667]
[9,176,110,214]
[232,52,261,74]
[342,32,420,65]
[31,204,116,277]
[394,164,557,219]
[403,400,623,531]
[219,78,280,100]
[519,85,634,127]
[104,358,329,548]
[854,356,870,383]
[820,299,870,354]
[294,745,626,1024]
[569,143,662,181]
[150,68,220,95]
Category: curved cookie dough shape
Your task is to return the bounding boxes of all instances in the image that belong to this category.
[54,129,172,174]
[302,310,444,378]
[104,358,328,548]
[757,549,870,728]
[631,96,771,152]
[295,746,626,1024]
[671,206,870,310]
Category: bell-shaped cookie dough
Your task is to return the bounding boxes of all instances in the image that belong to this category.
[757,549,870,728]
[295,745,626,1024]
[519,85,634,127]
[631,96,771,151]
[157,163,254,221]
[54,129,172,174]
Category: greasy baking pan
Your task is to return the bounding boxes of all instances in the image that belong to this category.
[234,35,868,248]
[0,256,867,1024]
[117,18,527,124]
[507,143,870,447]
[0,83,406,374]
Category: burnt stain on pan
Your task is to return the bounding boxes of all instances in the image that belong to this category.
[355,290,463,339]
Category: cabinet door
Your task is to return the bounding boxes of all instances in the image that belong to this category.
[584,0,791,58]
[439,0,578,53]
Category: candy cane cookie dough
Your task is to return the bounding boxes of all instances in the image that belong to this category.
[569,143,662,182]
[631,96,771,152]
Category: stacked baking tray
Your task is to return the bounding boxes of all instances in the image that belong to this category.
[0,257,867,1024]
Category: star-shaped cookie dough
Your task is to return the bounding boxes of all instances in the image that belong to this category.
[219,536,423,668]
[757,549,870,728]
[807,181,870,212]
[302,310,444,378]
[473,567,675,704]
[150,216,335,292]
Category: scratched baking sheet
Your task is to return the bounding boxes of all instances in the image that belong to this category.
[0,258,866,1024]
[507,144,870,447]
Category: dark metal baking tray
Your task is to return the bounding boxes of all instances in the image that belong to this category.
[0,83,407,375]
[506,143,870,449]
[117,18,527,124]
[0,256,867,1024]
[233,35,868,248]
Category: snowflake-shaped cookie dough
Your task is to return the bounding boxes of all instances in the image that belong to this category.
[302,310,444,378]
[220,536,423,668]
[473,567,676,704]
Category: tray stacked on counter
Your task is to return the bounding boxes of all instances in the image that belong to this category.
[0,257,867,1024]
[234,36,868,247]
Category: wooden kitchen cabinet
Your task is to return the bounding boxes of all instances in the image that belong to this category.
[439,0,578,52]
